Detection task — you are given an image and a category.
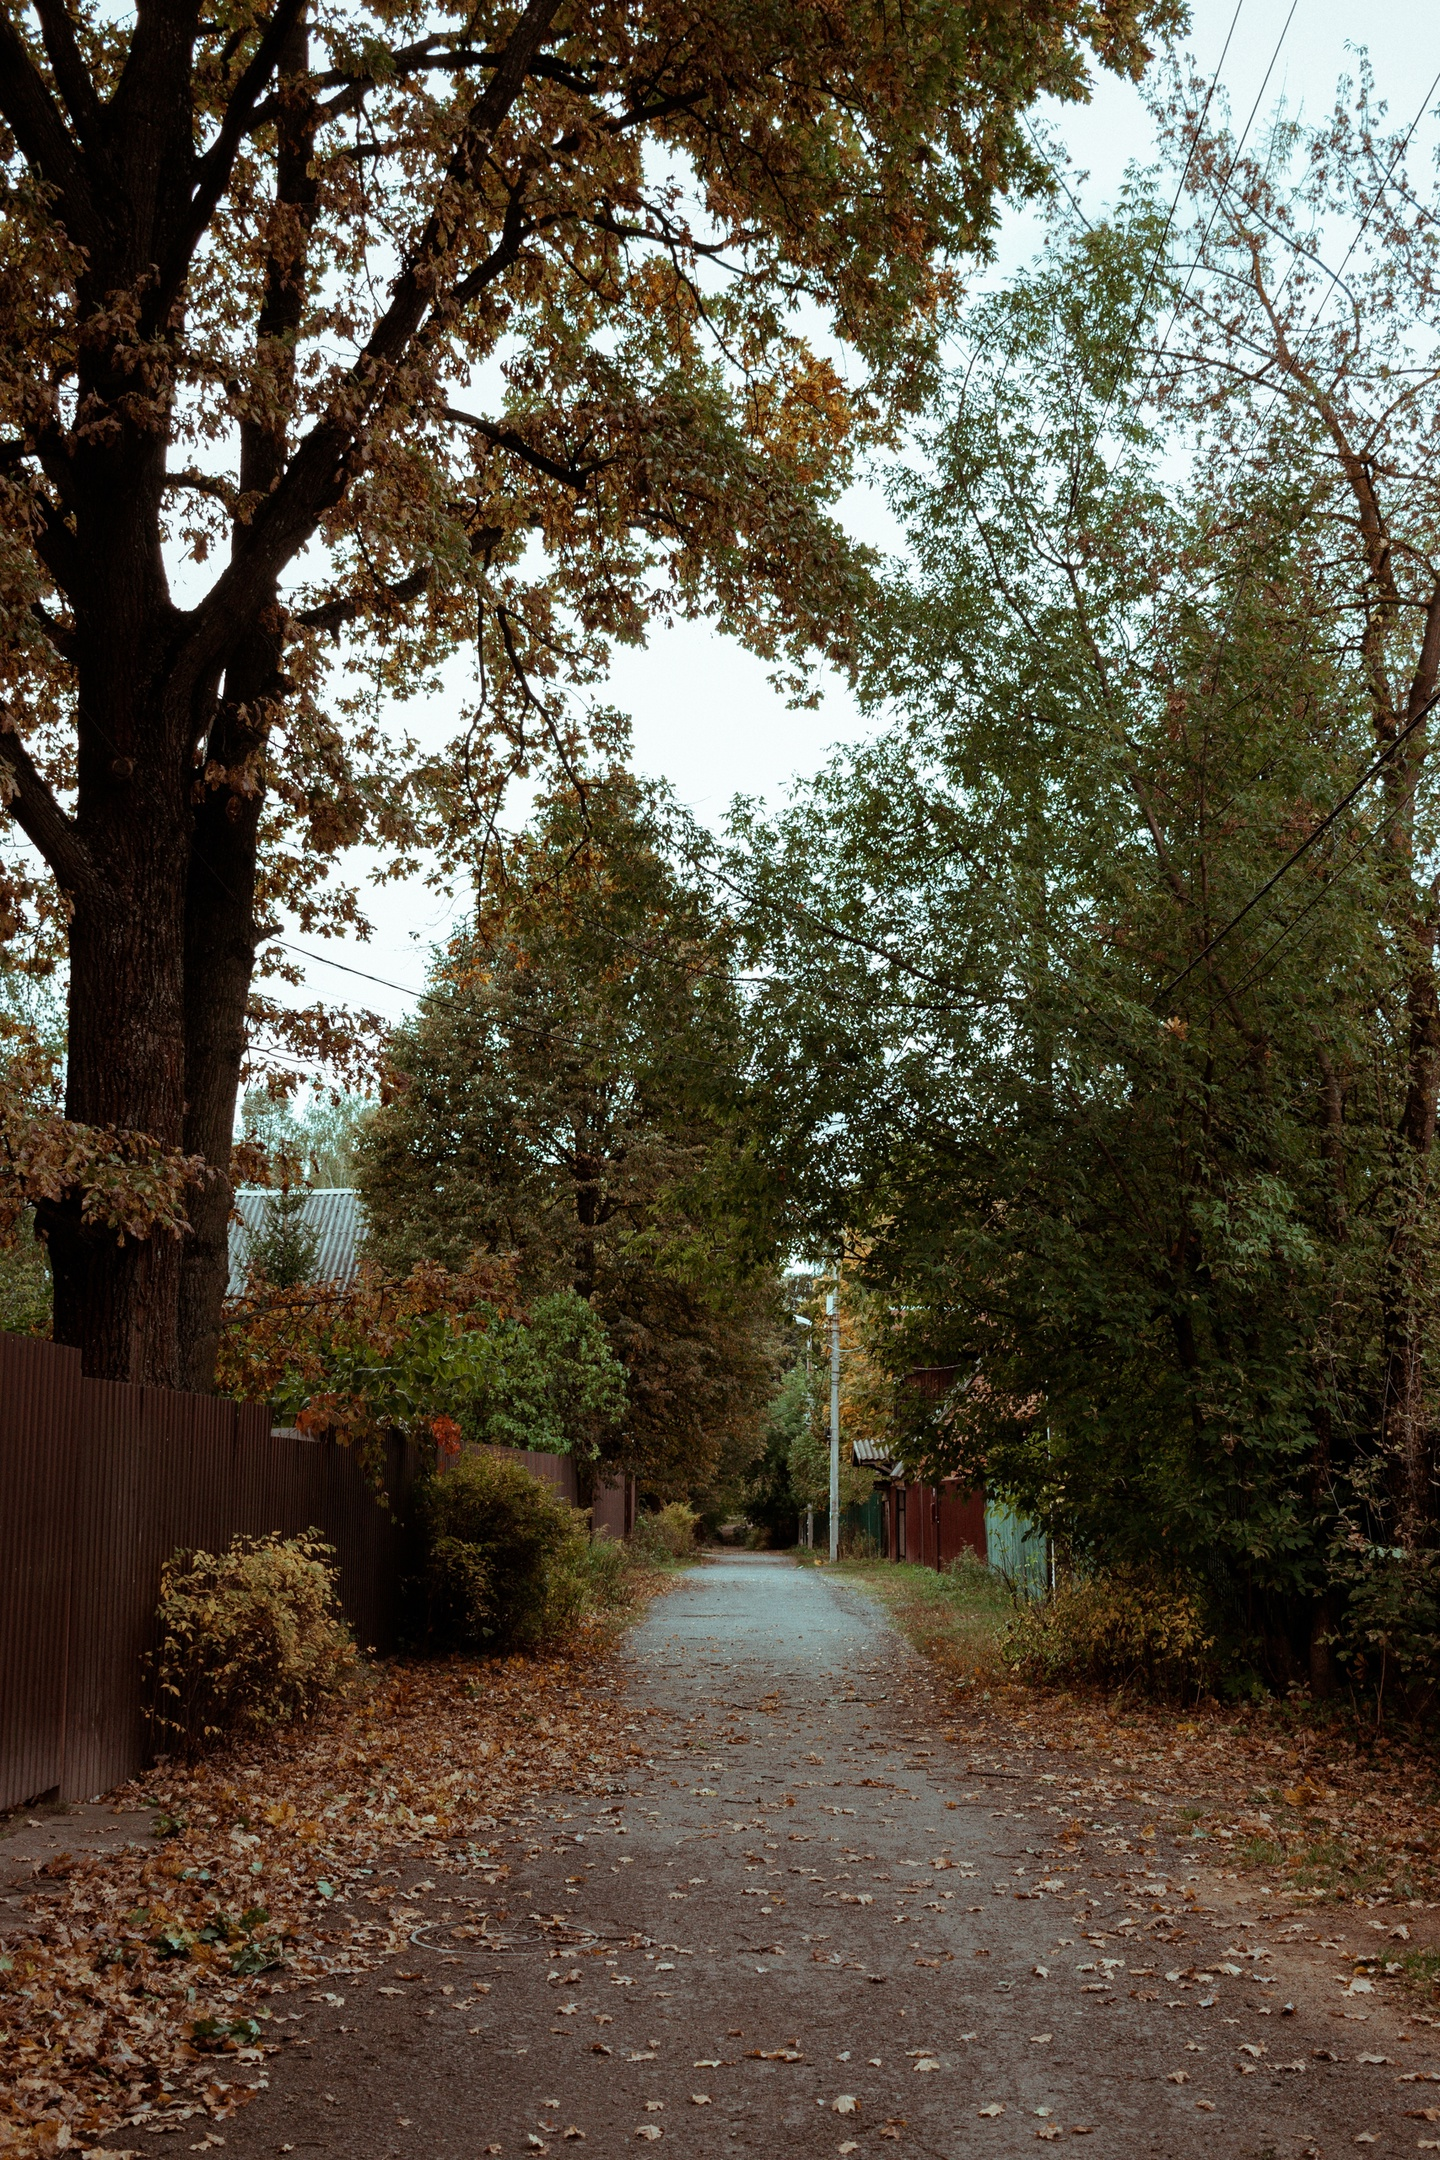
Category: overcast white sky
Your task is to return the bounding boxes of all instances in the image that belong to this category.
[267,1,1439,1039]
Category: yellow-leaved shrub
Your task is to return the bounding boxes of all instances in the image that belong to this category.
[1003,1565,1215,1698]
[149,1531,357,1754]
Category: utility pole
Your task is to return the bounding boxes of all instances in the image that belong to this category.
[793,1311,815,1550]
[827,1287,841,1562]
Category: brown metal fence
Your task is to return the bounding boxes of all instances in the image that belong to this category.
[0,1331,418,1811]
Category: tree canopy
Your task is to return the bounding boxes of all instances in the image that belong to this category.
[359,771,781,1497]
[0,0,1176,1385]
[730,75,1440,1685]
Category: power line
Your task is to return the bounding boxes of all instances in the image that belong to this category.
[1132,0,1298,410]
[1074,0,1247,465]
[1156,688,1440,1004]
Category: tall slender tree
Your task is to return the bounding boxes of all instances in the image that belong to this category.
[730,91,1440,1676]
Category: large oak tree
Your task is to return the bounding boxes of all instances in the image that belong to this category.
[0,0,1173,1384]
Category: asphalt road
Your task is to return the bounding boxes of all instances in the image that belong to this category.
[218,1554,1426,2159]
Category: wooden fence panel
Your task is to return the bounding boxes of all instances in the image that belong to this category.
[0,1334,419,1810]
[0,1335,82,1804]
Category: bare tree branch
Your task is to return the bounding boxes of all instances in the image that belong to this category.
[294,566,430,635]
[0,4,102,251]
[446,406,614,490]
[157,0,310,309]
[0,720,94,897]
[248,40,596,134]
[31,0,105,154]
[180,0,561,672]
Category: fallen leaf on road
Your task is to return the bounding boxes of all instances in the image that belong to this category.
[1036,2129,1061,2142]
[913,2060,940,2074]
[1354,2135,1378,2145]
[1356,2054,1390,2065]
[562,2132,585,2143]
[1167,2071,1189,2083]
[635,2132,662,2145]
[1029,2035,1052,2046]
[978,2104,1004,2117]
[1195,2102,1215,2113]
[690,2095,710,2106]
[834,2097,858,2114]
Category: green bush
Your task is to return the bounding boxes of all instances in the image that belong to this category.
[416,1449,593,1650]
[1003,1565,1215,1699]
[545,1529,637,1635]
[1331,1541,1440,1718]
[150,1531,357,1755]
[630,1501,699,1561]
[839,1526,879,1560]
[944,1548,1003,1594]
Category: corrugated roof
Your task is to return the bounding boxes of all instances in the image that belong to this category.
[851,1436,905,1476]
[227,1188,365,1294]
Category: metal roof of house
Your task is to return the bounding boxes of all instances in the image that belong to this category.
[851,1436,905,1476]
[227,1187,365,1294]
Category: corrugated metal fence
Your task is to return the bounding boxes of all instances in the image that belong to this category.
[0,1331,418,1811]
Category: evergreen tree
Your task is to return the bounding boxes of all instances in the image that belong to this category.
[244,1186,321,1290]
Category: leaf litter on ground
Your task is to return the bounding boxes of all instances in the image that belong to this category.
[0,1645,659,2156]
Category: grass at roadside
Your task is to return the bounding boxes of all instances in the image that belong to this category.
[830,1555,1011,1685]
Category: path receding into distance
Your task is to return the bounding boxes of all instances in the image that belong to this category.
[222,1554,1422,2158]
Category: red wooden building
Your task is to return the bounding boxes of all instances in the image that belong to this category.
[853,1437,986,1568]
[852,1363,987,1568]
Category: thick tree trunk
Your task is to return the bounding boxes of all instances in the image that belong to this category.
[176,751,264,1390]
[45,702,194,1379]
[1384,936,1440,1543]
[41,313,193,1380]
[178,21,315,1391]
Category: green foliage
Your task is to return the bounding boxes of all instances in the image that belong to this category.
[630,1501,700,1562]
[0,1208,50,1335]
[729,122,1440,1685]
[274,1289,626,1459]
[1003,1568,1216,1699]
[414,1450,593,1651]
[359,774,782,1501]
[149,1533,357,1756]
[241,1087,371,1189]
[743,1362,808,1544]
[1329,1541,1440,1715]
